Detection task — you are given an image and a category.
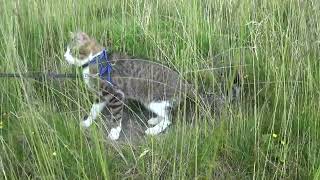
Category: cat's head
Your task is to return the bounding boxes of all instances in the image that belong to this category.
[68,31,90,50]
[64,31,102,66]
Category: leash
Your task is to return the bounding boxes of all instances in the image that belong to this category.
[0,72,79,79]
[1,48,112,81]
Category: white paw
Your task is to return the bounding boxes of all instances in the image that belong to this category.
[145,120,171,135]
[147,117,162,125]
[108,127,121,140]
[80,120,92,128]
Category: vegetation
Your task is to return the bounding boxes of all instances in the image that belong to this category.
[1,0,320,179]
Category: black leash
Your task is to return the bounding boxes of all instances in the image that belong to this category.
[0,72,80,79]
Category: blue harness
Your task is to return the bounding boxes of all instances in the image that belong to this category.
[81,49,113,84]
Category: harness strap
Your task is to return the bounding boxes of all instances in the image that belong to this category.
[81,49,113,84]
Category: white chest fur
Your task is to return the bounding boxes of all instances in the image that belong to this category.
[82,67,98,92]
[82,67,91,86]
[82,67,100,94]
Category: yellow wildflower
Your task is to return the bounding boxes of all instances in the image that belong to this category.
[272,133,278,138]
[52,152,57,156]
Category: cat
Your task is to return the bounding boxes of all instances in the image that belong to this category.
[64,31,218,140]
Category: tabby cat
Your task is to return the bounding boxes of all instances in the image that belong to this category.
[64,32,215,140]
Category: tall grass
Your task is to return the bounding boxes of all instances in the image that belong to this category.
[1,0,320,179]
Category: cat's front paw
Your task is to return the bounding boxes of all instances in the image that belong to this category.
[108,127,121,140]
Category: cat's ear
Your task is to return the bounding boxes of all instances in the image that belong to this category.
[79,32,89,41]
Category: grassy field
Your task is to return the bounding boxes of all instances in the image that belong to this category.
[1,0,320,179]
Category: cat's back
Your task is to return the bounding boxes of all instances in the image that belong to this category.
[110,54,191,101]
[110,53,182,85]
